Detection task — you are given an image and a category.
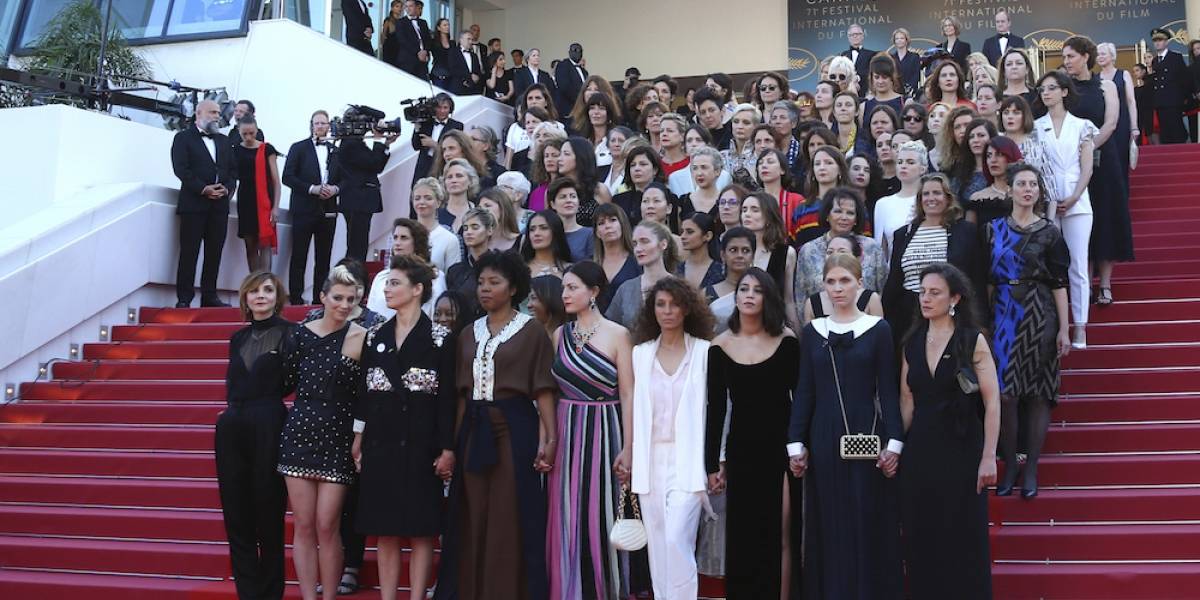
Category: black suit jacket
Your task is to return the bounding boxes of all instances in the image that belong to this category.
[1151,50,1192,107]
[448,43,483,95]
[341,0,373,51]
[336,139,389,214]
[171,127,237,215]
[513,67,557,100]
[882,219,988,316]
[554,59,588,116]
[982,33,1025,68]
[395,17,432,76]
[841,47,878,86]
[937,39,972,73]
[410,118,464,180]
[283,138,342,216]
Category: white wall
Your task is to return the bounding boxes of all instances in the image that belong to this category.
[0,20,513,384]
[465,0,788,80]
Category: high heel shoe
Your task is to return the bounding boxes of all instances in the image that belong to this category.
[996,482,1015,496]
[1071,325,1087,350]
[996,464,1019,497]
[1020,486,1038,500]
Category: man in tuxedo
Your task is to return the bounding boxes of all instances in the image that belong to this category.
[1148,28,1192,144]
[511,48,524,69]
[469,24,488,68]
[982,9,1026,67]
[341,0,374,56]
[449,29,483,95]
[513,47,556,100]
[394,0,431,80]
[283,110,341,305]
[338,129,397,262]
[554,42,588,116]
[840,25,877,87]
[410,93,463,187]
[171,100,237,308]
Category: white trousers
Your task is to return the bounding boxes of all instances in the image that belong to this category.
[639,441,703,600]
[1055,211,1093,325]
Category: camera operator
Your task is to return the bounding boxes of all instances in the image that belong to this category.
[283,110,341,305]
[171,99,237,308]
[411,93,463,187]
[338,125,398,261]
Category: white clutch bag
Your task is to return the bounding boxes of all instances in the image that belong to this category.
[609,486,646,551]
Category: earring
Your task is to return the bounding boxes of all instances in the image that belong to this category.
[949,303,957,317]
[588,296,598,312]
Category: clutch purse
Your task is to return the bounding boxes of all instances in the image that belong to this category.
[609,486,647,551]
[828,345,880,461]
[956,365,980,395]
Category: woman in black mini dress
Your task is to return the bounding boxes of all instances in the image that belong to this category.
[352,255,457,600]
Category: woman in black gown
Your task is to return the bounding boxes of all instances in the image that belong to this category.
[788,253,903,600]
[899,263,999,599]
[217,272,294,600]
[706,267,801,599]
[1061,36,1130,305]
[429,18,453,90]
[278,266,366,600]
[352,255,456,600]
[232,117,280,273]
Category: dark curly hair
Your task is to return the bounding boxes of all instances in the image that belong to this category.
[391,218,431,262]
[727,267,787,336]
[819,186,867,235]
[473,250,531,309]
[633,275,715,344]
[388,253,437,304]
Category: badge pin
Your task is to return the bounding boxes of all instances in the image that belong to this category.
[376,343,386,353]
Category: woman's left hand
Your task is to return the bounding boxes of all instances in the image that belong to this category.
[433,450,455,481]
[534,439,557,473]
[977,457,998,493]
[1056,328,1072,358]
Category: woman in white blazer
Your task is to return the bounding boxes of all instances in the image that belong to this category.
[616,276,715,600]
[1033,71,1096,348]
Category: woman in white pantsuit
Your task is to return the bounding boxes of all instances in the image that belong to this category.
[617,276,714,600]
[1033,71,1096,349]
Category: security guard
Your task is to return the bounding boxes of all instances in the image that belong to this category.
[1147,27,1192,144]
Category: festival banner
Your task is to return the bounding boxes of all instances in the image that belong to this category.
[788,0,1189,88]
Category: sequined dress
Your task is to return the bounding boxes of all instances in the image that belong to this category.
[277,324,361,484]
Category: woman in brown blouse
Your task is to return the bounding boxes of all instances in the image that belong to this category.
[434,250,558,600]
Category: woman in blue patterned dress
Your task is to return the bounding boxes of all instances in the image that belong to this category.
[986,165,1072,498]
[547,260,634,600]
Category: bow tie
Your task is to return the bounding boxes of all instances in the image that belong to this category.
[849,47,860,52]
[199,131,213,138]
[998,33,1009,38]
[826,331,856,349]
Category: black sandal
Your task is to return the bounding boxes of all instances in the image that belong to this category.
[1097,287,1113,306]
[337,568,359,595]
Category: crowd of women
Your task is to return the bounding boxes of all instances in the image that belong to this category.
[215,28,1139,600]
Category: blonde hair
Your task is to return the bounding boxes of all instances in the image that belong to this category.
[1097,42,1117,60]
[413,177,447,206]
[323,265,362,295]
[634,220,680,272]
[823,252,863,280]
[443,158,481,198]
[892,27,911,45]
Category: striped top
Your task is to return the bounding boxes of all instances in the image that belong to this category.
[901,226,949,292]
[551,321,618,403]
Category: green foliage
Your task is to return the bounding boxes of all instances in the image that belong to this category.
[3,0,151,108]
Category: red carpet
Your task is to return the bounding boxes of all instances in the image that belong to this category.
[2,145,1200,598]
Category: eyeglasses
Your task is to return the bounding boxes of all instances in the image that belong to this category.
[759,84,778,92]
[718,198,741,206]
[830,73,848,81]
[903,115,923,123]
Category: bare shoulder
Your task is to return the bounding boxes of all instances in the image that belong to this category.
[782,326,796,339]
[712,330,733,348]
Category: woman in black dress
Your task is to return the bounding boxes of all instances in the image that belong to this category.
[233,117,280,273]
[429,18,453,89]
[217,272,294,600]
[706,267,801,599]
[352,255,456,600]
[788,253,904,600]
[378,0,404,68]
[1061,36,1128,305]
[898,263,999,599]
[278,266,367,600]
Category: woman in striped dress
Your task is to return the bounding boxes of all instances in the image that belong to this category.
[547,261,634,600]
